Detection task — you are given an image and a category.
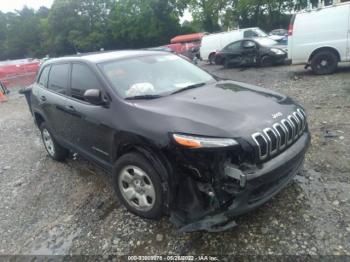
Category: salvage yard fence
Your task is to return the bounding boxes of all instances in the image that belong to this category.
[0,59,40,88]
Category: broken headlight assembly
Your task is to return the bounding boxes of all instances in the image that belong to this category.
[172,133,239,148]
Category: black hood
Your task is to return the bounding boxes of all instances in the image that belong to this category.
[127,81,300,139]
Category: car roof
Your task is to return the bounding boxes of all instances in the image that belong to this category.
[43,50,169,65]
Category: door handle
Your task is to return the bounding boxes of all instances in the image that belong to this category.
[40,95,46,102]
[66,105,76,112]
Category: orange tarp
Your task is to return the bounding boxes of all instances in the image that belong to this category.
[170,33,205,44]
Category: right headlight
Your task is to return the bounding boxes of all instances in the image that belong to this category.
[270,48,285,55]
[173,133,239,148]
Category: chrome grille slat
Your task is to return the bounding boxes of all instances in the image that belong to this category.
[288,115,299,139]
[281,119,293,145]
[252,132,268,160]
[287,116,296,140]
[251,108,307,161]
[297,108,306,131]
[294,111,304,135]
[273,123,287,150]
[263,128,278,155]
[292,112,301,134]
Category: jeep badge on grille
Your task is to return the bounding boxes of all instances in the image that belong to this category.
[272,112,283,119]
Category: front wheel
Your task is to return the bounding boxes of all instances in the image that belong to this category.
[310,51,338,75]
[260,55,273,67]
[112,152,164,219]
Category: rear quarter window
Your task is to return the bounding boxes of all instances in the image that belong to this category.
[38,66,50,87]
[48,64,70,95]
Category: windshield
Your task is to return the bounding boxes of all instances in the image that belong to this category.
[99,54,214,98]
[254,37,278,46]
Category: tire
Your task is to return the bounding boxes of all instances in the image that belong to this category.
[40,123,69,161]
[310,51,338,75]
[214,55,221,65]
[112,152,164,219]
[208,53,215,65]
[260,55,273,67]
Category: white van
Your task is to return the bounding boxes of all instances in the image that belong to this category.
[288,2,350,74]
[200,28,268,63]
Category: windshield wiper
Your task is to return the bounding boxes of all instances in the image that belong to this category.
[125,94,162,100]
[170,82,206,95]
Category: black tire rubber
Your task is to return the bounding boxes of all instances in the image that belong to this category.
[310,51,338,75]
[260,55,273,67]
[40,123,69,161]
[214,55,221,65]
[112,152,164,219]
[208,53,215,65]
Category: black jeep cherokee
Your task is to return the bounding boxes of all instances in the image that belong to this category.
[22,51,310,232]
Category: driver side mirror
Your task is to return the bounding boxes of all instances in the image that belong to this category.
[84,89,109,106]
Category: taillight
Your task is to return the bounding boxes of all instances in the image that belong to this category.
[288,24,293,36]
[288,14,296,36]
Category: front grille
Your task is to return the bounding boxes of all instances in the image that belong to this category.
[252,108,307,161]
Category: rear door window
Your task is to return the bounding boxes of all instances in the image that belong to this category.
[224,41,241,51]
[38,66,50,87]
[71,63,101,101]
[48,64,70,95]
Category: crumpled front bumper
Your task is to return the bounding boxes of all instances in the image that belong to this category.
[177,132,310,232]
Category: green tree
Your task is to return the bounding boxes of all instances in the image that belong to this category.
[2,7,43,59]
[0,12,7,60]
[234,0,309,30]
[47,0,115,55]
[109,0,183,48]
[181,0,234,32]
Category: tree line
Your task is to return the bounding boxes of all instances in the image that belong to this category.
[0,0,312,61]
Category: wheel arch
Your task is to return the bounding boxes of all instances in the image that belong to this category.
[308,46,341,63]
[33,111,46,127]
[112,133,175,213]
[208,52,216,60]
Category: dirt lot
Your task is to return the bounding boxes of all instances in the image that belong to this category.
[0,63,349,256]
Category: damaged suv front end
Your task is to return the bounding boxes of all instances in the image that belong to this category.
[169,131,309,231]
[163,105,310,232]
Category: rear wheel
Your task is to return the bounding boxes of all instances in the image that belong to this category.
[310,51,338,75]
[112,152,164,219]
[40,123,69,161]
[208,53,215,65]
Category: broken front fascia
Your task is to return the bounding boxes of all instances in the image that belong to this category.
[169,132,310,232]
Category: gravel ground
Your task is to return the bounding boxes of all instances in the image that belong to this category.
[0,63,349,256]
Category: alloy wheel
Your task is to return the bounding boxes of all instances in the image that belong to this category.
[42,129,55,157]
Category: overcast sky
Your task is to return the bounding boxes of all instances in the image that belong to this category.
[0,0,53,13]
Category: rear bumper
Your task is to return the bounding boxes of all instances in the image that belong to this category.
[179,132,310,232]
